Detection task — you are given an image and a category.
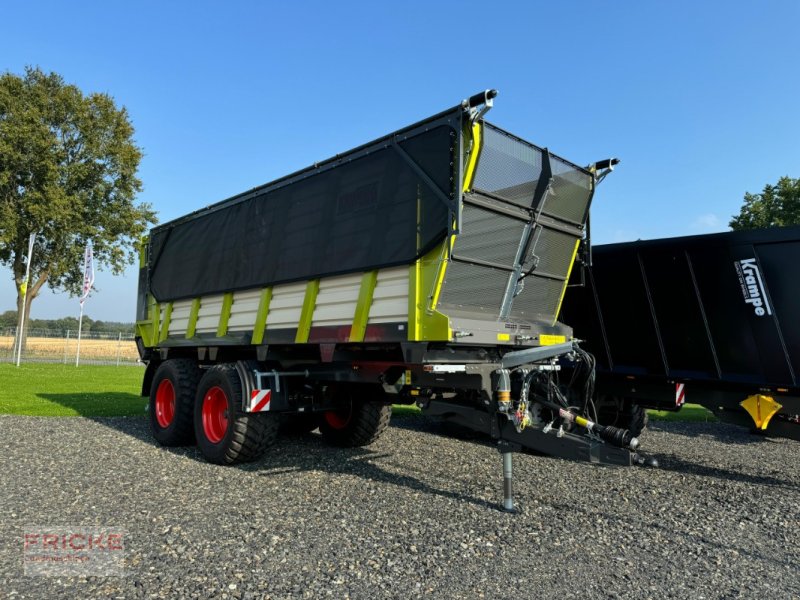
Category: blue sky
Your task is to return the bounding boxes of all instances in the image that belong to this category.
[2,0,799,322]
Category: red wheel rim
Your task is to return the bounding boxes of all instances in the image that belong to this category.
[155,380,176,428]
[324,407,352,430]
[202,386,229,443]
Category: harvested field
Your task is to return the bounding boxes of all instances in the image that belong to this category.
[0,334,139,364]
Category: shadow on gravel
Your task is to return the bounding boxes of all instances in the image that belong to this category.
[76,413,502,511]
[394,416,800,489]
[546,500,790,569]
[390,415,490,443]
[37,392,146,417]
[55,408,798,506]
[254,432,501,510]
[647,453,798,490]
[648,421,773,446]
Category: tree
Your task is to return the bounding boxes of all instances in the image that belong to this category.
[0,310,16,329]
[0,67,156,346]
[730,176,800,230]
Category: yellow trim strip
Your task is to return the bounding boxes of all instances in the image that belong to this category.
[138,236,148,268]
[409,262,422,340]
[349,271,378,342]
[553,238,582,325]
[216,292,234,337]
[429,235,455,310]
[152,298,160,346]
[427,124,482,314]
[135,294,159,348]
[251,288,273,345]
[185,298,201,339]
[295,280,320,343]
[407,121,483,342]
[463,122,482,192]
[408,241,453,341]
[159,302,173,343]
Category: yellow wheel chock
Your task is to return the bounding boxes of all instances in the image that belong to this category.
[740,394,782,430]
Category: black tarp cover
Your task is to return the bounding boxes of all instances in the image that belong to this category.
[148,125,456,301]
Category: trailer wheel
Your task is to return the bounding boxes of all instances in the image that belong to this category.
[319,384,392,447]
[194,364,279,464]
[149,359,201,446]
[626,402,649,438]
[596,395,648,438]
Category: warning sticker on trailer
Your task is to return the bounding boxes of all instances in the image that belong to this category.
[249,390,272,412]
[675,383,685,407]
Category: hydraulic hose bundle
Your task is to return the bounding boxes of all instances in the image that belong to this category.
[495,345,639,451]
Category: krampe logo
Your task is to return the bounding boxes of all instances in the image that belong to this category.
[734,258,772,317]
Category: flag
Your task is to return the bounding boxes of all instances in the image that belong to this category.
[79,242,94,306]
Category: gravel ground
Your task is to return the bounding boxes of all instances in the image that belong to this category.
[0,414,798,599]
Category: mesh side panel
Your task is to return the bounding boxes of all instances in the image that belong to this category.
[439,122,591,325]
[456,205,525,266]
[439,261,508,314]
[507,276,565,320]
[545,157,593,224]
[527,228,578,276]
[473,125,542,206]
[149,127,453,301]
[473,123,593,225]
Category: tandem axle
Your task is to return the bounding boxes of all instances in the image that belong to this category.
[144,340,650,512]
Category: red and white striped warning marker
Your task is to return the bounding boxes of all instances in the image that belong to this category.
[675,383,686,407]
[249,389,272,412]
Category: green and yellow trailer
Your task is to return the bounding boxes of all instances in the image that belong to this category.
[135,90,640,510]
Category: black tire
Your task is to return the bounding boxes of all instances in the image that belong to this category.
[595,395,648,438]
[193,364,279,465]
[149,359,201,446]
[280,414,319,436]
[319,383,392,447]
[627,402,649,438]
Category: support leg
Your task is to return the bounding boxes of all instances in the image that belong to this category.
[502,451,515,513]
[497,439,521,513]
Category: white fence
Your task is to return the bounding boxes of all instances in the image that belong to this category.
[1,327,141,366]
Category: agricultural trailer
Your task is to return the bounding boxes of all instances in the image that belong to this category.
[560,226,800,440]
[136,90,644,512]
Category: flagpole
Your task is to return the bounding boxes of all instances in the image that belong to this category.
[15,233,36,368]
[75,240,94,368]
[75,301,84,367]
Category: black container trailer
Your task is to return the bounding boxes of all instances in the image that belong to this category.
[560,226,800,440]
[136,91,643,511]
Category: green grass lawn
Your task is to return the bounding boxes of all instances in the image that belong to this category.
[648,403,717,422]
[0,362,716,422]
[0,363,146,417]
